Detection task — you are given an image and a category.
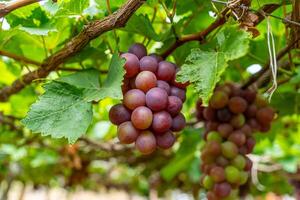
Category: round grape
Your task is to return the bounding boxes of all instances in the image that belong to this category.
[170,86,186,102]
[128,43,147,59]
[109,104,131,125]
[123,89,146,110]
[213,182,231,198]
[228,96,248,113]
[230,114,245,129]
[120,53,140,78]
[157,80,171,95]
[139,56,158,73]
[131,106,153,129]
[210,91,229,109]
[117,121,139,144]
[135,71,157,92]
[157,61,176,81]
[225,166,240,184]
[203,107,216,121]
[167,96,183,116]
[228,130,246,147]
[217,124,233,138]
[149,53,163,63]
[135,130,156,155]
[146,87,168,111]
[171,113,186,132]
[152,111,172,134]
[156,131,176,149]
[217,108,232,122]
[210,166,225,183]
[256,107,275,125]
[221,141,238,159]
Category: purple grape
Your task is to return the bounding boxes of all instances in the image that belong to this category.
[109,104,131,125]
[135,130,156,154]
[167,96,183,116]
[131,106,153,130]
[170,86,186,102]
[157,80,171,95]
[171,113,186,132]
[120,53,140,78]
[128,43,147,59]
[146,87,168,111]
[152,111,172,134]
[157,61,176,81]
[156,131,176,149]
[117,121,139,144]
[139,56,158,73]
[123,89,146,110]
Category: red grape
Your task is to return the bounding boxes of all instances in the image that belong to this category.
[167,96,183,116]
[121,53,140,78]
[128,43,147,59]
[123,89,146,110]
[217,108,232,122]
[139,56,158,73]
[149,53,163,63]
[117,121,139,144]
[146,87,168,111]
[157,61,176,81]
[230,114,245,128]
[228,130,246,147]
[131,106,153,130]
[203,107,216,121]
[256,107,275,125]
[170,86,186,102]
[171,113,186,132]
[152,111,172,133]
[228,96,248,113]
[156,131,176,149]
[135,71,157,92]
[109,104,131,125]
[213,182,231,198]
[210,166,226,183]
[217,123,233,138]
[157,80,171,95]
[135,130,156,154]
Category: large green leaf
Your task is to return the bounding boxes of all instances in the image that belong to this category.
[60,54,125,102]
[22,81,93,143]
[122,14,160,41]
[217,25,250,60]
[177,49,228,105]
[177,25,250,104]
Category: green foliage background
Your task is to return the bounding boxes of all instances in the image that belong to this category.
[0,0,299,198]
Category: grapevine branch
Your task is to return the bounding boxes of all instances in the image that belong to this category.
[160,4,280,58]
[0,0,145,102]
[0,0,41,18]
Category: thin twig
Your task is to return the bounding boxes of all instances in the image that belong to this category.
[0,0,41,18]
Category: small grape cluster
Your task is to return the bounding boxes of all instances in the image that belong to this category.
[109,43,188,155]
[196,83,275,199]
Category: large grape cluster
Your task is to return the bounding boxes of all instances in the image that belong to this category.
[196,83,275,199]
[109,43,188,155]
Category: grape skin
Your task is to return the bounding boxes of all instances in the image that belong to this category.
[135,130,156,155]
[146,87,168,111]
[170,86,186,102]
[135,71,157,92]
[157,61,176,81]
[156,131,176,149]
[152,111,172,134]
[139,56,158,73]
[123,89,146,110]
[171,113,186,132]
[120,53,140,78]
[117,121,139,144]
[157,80,171,95]
[128,43,147,59]
[209,91,229,109]
[109,104,131,125]
[228,96,248,114]
[131,106,153,130]
[167,96,183,116]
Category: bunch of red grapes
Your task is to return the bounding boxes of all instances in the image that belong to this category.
[196,83,275,199]
[109,43,188,155]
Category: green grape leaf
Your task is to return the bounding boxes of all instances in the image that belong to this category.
[177,25,250,105]
[177,49,228,105]
[60,53,125,102]
[22,81,93,143]
[217,25,250,61]
[122,14,160,41]
[55,0,90,17]
[19,25,57,36]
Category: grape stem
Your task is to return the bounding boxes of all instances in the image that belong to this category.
[0,0,41,18]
